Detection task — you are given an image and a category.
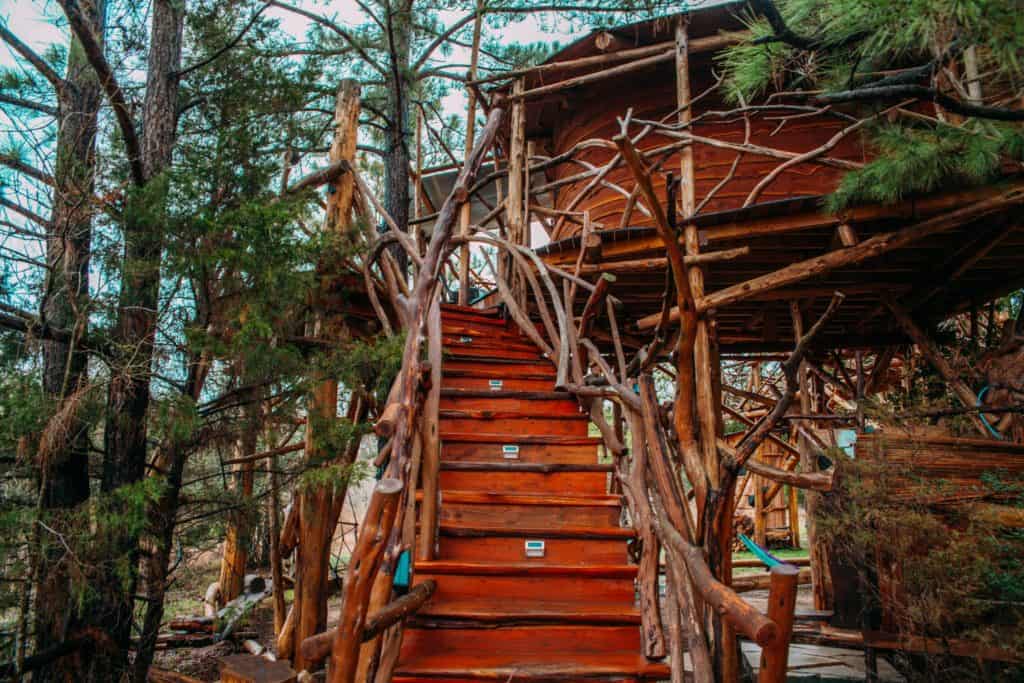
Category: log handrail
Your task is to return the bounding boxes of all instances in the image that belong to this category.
[298,580,437,668]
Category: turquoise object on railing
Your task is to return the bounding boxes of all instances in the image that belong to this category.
[393,549,412,594]
[739,532,783,568]
[977,385,1004,440]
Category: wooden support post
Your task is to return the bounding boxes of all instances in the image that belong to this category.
[836,223,859,247]
[790,303,833,612]
[327,479,402,683]
[507,79,526,306]
[788,485,801,549]
[578,272,615,339]
[625,411,666,660]
[292,79,360,673]
[883,297,991,436]
[457,1,483,305]
[757,564,800,683]
[615,134,707,523]
[754,471,767,548]
[676,15,734,681]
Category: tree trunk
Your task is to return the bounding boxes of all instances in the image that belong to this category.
[33,3,105,680]
[289,79,361,673]
[382,0,413,275]
[219,396,262,603]
[93,1,184,678]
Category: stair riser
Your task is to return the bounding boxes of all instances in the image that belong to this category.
[438,311,505,325]
[442,442,601,465]
[444,359,556,375]
[441,417,589,437]
[441,396,581,415]
[442,343,544,360]
[438,536,628,565]
[442,324,525,340]
[401,625,642,657]
[443,376,556,392]
[441,503,619,528]
[393,678,640,683]
[440,471,608,495]
[416,574,634,605]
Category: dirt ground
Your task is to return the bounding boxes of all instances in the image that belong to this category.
[149,558,345,681]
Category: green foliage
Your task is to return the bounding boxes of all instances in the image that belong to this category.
[299,459,372,496]
[718,16,787,103]
[819,452,1024,676]
[717,0,1024,212]
[722,0,1024,98]
[0,364,48,455]
[828,124,1024,210]
[324,332,406,406]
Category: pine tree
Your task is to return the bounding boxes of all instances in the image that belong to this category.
[719,0,1024,209]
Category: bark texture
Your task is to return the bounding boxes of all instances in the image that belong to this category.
[92,1,185,678]
[33,2,106,680]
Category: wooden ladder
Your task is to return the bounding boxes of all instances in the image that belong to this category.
[396,304,669,682]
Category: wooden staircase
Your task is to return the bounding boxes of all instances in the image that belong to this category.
[396,304,669,682]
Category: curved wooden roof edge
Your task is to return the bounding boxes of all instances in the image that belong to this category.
[491,0,749,91]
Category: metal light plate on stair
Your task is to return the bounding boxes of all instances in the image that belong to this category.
[488,379,503,391]
[524,539,545,558]
[502,444,520,459]
[459,336,472,343]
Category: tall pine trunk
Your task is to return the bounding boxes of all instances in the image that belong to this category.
[383,0,413,275]
[33,3,106,680]
[92,1,184,678]
[130,352,208,683]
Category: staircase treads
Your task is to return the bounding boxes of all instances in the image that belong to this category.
[439,396,583,417]
[442,324,526,339]
[442,441,603,467]
[414,600,642,625]
[396,651,669,681]
[440,461,612,473]
[414,561,636,578]
[439,535,629,565]
[440,411,590,438]
[440,432,602,446]
[440,389,575,401]
[441,343,546,361]
[440,523,635,540]
[440,408,588,421]
[442,367,556,380]
[443,354,556,367]
[436,491,621,507]
[440,309,506,321]
[404,310,660,681]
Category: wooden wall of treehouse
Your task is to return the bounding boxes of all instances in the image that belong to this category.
[542,57,866,239]
[728,431,798,548]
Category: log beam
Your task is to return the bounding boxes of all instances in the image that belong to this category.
[697,187,1024,314]
[883,297,990,436]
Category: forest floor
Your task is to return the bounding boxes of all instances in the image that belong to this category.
[149,552,344,681]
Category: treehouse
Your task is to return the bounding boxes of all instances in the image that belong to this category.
[489,2,1024,354]
[235,3,1024,682]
